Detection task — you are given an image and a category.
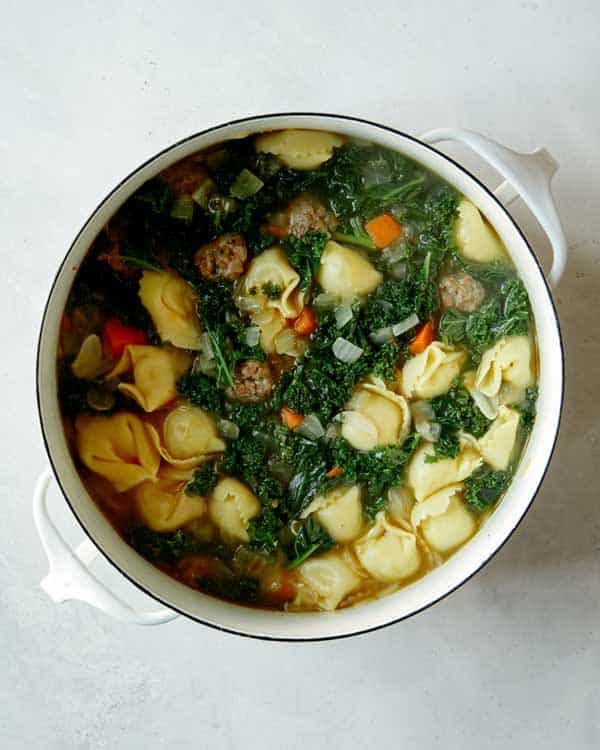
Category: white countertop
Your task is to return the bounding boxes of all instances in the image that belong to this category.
[2,1,599,747]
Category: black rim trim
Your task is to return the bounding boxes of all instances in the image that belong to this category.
[36,112,565,642]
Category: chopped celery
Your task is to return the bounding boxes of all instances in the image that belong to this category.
[230,169,264,199]
[192,178,216,209]
[170,194,194,222]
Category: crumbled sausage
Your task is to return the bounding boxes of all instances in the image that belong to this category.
[439,271,486,312]
[160,158,207,195]
[195,235,248,281]
[226,359,274,403]
[284,195,336,238]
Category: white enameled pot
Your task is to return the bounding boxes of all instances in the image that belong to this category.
[34,114,566,640]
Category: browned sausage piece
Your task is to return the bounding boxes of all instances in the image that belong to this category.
[194,234,248,281]
[285,194,336,238]
[439,271,486,313]
[226,359,274,403]
[160,158,208,195]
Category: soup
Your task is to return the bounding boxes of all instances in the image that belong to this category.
[57,129,538,612]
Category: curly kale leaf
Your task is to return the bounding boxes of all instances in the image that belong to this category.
[185,463,219,496]
[464,468,509,511]
[428,379,491,461]
[283,231,328,290]
[285,517,336,569]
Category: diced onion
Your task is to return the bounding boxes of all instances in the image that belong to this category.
[313,292,339,310]
[218,419,240,439]
[334,304,353,329]
[244,325,260,348]
[295,413,325,440]
[415,418,441,443]
[332,337,364,364]
[392,313,420,336]
[72,334,110,380]
[411,400,434,421]
[86,386,115,412]
[324,423,340,441]
[389,262,407,280]
[470,388,498,420]
[370,326,394,345]
[199,332,214,358]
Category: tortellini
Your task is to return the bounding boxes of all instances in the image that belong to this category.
[411,484,476,554]
[71,334,112,380]
[354,512,421,582]
[208,478,260,543]
[401,342,466,400]
[148,404,225,469]
[242,247,304,319]
[407,439,482,502]
[138,269,203,350]
[255,129,345,170]
[108,345,191,412]
[478,406,520,470]
[75,412,160,492]
[133,478,207,532]
[294,550,361,611]
[454,199,507,263]
[317,241,382,300]
[301,485,364,543]
[341,378,411,451]
[475,335,535,403]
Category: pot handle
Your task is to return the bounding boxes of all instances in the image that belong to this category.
[420,128,567,288]
[33,468,179,625]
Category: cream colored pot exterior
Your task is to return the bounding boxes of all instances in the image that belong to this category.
[35,115,565,640]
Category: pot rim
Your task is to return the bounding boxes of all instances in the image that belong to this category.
[36,112,564,641]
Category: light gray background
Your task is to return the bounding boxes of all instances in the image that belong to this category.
[2,1,599,748]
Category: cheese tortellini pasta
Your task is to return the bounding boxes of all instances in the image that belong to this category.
[301,485,364,543]
[353,512,421,582]
[148,404,225,469]
[475,335,535,403]
[341,378,411,451]
[401,342,466,400]
[317,241,382,300]
[208,478,260,543]
[75,412,160,492]
[255,129,345,170]
[133,478,207,532]
[411,484,476,554]
[242,247,303,319]
[108,345,191,412]
[138,269,203,350]
[294,550,362,611]
[478,406,520,470]
[407,439,482,502]
[454,198,507,263]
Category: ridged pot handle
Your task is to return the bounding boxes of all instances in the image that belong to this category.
[33,468,179,625]
[420,128,567,288]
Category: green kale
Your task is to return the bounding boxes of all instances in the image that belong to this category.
[428,379,491,461]
[186,463,218,496]
[286,516,336,569]
[464,468,509,511]
[283,231,328,290]
[514,385,538,434]
[196,574,260,603]
[247,507,283,552]
[261,281,283,299]
[177,371,223,413]
[369,341,401,380]
[439,277,530,362]
[327,435,420,520]
[128,526,192,562]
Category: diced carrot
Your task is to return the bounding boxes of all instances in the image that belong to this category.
[365,213,403,249]
[281,406,304,430]
[270,572,295,602]
[293,307,317,336]
[102,318,147,360]
[263,224,288,238]
[409,320,435,355]
[326,466,343,478]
